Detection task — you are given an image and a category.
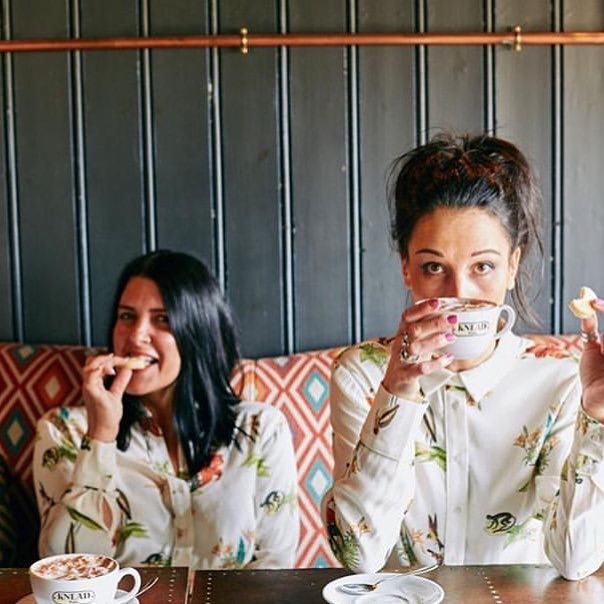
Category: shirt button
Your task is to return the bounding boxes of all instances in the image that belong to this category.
[454,506,462,513]
[452,400,459,410]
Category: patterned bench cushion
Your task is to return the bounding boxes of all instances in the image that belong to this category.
[0,335,584,568]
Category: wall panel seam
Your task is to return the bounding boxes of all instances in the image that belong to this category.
[210,0,225,290]
[551,0,563,333]
[279,0,294,354]
[415,0,428,145]
[70,0,91,345]
[347,0,361,343]
[140,0,156,251]
[2,0,22,341]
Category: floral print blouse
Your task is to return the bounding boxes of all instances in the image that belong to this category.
[34,401,299,570]
[323,332,604,580]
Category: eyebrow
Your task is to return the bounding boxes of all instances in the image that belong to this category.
[117,304,167,312]
[415,248,502,257]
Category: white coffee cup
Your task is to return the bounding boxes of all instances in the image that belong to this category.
[436,297,516,360]
[29,553,141,604]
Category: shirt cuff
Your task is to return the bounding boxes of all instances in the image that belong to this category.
[360,385,427,460]
[72,437,117,491]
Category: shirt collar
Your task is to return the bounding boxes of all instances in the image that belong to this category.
[420,331,530,403]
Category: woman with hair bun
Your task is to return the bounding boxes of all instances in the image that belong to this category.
[323,133,604,580]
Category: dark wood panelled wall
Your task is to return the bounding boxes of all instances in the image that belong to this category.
[0,0,602,357]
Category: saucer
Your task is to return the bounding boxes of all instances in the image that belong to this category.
[322,573,444,604]
[16,590,139,604]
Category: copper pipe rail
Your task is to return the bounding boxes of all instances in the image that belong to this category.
[0,28,603,54]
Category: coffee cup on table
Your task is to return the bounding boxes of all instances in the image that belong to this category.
[435,297,516,360]
[29,553,141,604]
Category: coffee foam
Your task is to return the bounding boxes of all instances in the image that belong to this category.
[439,299,495,312]
[32,554,117,581]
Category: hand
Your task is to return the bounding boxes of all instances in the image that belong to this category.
[382,298,456,400]
[82,354,134,443]
[578,300,604,423]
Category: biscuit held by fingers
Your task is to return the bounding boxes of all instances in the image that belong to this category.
[569,286,597,320]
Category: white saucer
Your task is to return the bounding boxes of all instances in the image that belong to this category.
[15,590,139,604]
[322,573,444,604]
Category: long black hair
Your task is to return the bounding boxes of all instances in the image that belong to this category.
[388,132,544,324]
[110,250,240,476]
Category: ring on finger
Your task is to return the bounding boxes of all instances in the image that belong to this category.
[400,332,420,364]
[580,329,599,343]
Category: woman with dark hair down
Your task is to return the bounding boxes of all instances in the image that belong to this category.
[34,251,299,569]
[322,134,604,580]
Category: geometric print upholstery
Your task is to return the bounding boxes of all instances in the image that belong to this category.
[0,335,583,568]
[232,347,345,568]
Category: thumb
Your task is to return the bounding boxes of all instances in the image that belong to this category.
[109,367,133,398]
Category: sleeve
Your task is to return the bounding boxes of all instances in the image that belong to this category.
[322,358,427,572]
[541,381,604,580]
[247,408,300,569]
[33,410,127,558]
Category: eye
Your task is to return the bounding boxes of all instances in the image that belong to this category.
[421,262,444,275]
[474,261,495,275]
[117,310,135,322]
[154,313,170,326]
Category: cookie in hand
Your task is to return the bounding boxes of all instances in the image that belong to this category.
[569,286,598,320]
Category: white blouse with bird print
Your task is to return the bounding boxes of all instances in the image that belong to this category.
[323,332,604,580]
[34,401,299,570]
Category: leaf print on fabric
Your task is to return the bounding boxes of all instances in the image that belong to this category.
[514,409,558,473]
[396,525,419,566]
[575,454,599,481]
[373,404,399,435]
[415,442,446,470]
[445,383,479,408]
[66,506,105,531]
[153,461,172,475]
[42,438,77,470]
[259,489,296,515]
[243,453,269,477]
[324,497,368,569]
[426,515,445,565]
[115,522,148,546]
[233,413,262,451]
[212,537,249,569]
[116,489,132,519]
[577,409,599,435]
[348,443,362,475]
[359,343,389,368]
[65,522,76,553]
[48,409,71,437]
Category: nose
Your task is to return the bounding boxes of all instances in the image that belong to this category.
[128,317,151,345]
[447,272,476,300]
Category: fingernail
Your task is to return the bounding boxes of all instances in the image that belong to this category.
[443,353,455,363]
[445,332,456,342]
[446,314,458,324]
[595,299,604,305]
[429,298,440,309]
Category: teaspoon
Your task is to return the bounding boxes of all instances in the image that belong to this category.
[338,562,439,595]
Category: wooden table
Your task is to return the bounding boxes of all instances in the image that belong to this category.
[190,565,604,603]
[3,564,604,603]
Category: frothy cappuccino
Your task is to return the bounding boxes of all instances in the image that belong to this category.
[31,554,117,581]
